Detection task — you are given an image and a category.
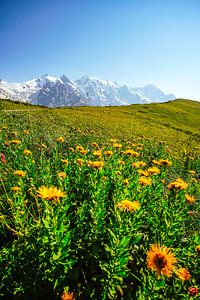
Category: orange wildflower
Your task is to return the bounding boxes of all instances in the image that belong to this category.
[23,130,30,135]
[147,166,160,175]
[138,169,149,176]
[139,176,152,186]
[37,186,66,202]
[11,186,20,192]
[23,149,32,156]
[88,161,104,169]
[93,150,102,157]
[167,178,188,190]
[56,137,65,143]
[76,159,84,167]
[61,291,75,300]
[196,245,200,254]
[91,142,98,147]
[61,159,69,165]
[57,172,66,179]
[104,150,113,156]
[186,194,196,203]
[123,179,129,186]
[14,170,26,177]
[116,200,140,212]
[147,244,177,277]
[113,143,122,149]
[176,268,191,281]
[9,140,21,145]
[123,149,140,157]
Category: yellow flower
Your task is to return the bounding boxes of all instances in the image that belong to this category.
[69,147,74,152]
[11,186,20,192]
[23,130,30,135]
[76,158,84,167]
[57,172,66,179]
[118,160,125,165]
[104,150,113,156]
[61,291,75,300]
[147,166,160,175]
[61,159,69,165]
[42,143,47,148]
[131,143,137,147]
[14,170,26,177]
[138,161,147,167]
[136,147,143,151]
[80,149,87,155]
[76,145,84,151]
[11,131,18,136]
[88,161,104,169]
[132,162,140,168]
[115,171,122,176]
[93,150,102,157]
[123,179,129,186]
[37,186,66,202]
[123,149,140,157]
[167,178,188,190]
[110,138,117,143]
[159,159,172,166]
[176,268,191,281]
[152,159,160,165]
[186,194,196,203]
[91,142,98,147]
[138,169,149,176]
[139,176,152,186]
[23,149,32,156]
[9,140,21,145]
[132,161,147,168]
[147,244,177,277]
[57,137,65,143]
[113,143,122,149]
[196,245,200,254]
[116,200,140,212]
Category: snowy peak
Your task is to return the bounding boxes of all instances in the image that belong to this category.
[0,74,176,107]
[132,84,175,103]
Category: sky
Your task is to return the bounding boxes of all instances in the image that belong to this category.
[1,0,200,100]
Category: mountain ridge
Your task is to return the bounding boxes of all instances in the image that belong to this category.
[0,74,176,107]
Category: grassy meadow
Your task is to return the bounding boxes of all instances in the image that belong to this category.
[0,99,200,299]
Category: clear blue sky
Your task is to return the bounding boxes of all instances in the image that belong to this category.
[1,0,200,100]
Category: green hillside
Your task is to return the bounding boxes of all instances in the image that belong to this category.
[1,98,200,151]
[0,98,199,299]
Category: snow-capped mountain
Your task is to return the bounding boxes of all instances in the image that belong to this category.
[0,74,176,107]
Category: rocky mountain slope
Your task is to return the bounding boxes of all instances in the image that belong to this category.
[0,74,176,107]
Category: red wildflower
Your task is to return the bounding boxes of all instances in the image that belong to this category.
[188,287,198,297]
[1,153,6,164]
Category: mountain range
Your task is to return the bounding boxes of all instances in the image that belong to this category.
[0,74,176,107]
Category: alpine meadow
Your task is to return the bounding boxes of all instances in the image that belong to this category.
[0,98,199,299]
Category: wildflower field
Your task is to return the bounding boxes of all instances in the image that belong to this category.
[0,99,200,299]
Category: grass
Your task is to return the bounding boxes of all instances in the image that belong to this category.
[0,98,199,299]
[1,98,200,151]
